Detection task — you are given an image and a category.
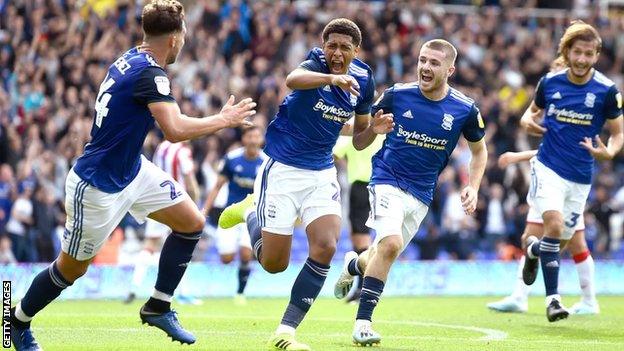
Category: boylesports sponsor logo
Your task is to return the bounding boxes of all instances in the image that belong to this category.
[547,104,593,126]
[397,124,448,151]
[313,99,353,123]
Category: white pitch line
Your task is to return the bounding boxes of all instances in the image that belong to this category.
[44,312,507,341]
[39,326,622,346]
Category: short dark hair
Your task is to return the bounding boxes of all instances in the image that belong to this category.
[322,18,361,47]
[142,0,185,37]
[423,39,458,64]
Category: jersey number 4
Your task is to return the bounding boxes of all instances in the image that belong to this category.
[95,76,116,128]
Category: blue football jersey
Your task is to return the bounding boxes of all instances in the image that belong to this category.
[370,83,485,206]
[264,47,375,170]
[73,47,175,193]
[220,148,266,205]
[534,69,622,184]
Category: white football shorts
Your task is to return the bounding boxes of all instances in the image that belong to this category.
[366,184,429,253]
[63,156,187,260]
[253,158,342,235]
[527,158,590,240]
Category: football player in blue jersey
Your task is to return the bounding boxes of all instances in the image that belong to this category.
[218,18,394,350]
[9,1,256,350]
[203,126,266,305]
[518,20,623,322]
[333,39,488,346]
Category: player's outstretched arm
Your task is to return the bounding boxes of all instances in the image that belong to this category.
[462,138,487,214]
[498,150,538,168]
[286,68,360,95]
[579,115,624,161]
[352,110,394,150]
[519,101,546,137]
[149,95,256,142]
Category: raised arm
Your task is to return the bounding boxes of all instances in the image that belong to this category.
[519,101,546,137]
[150,96,255,143]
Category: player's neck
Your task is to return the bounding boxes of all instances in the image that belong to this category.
[566,68,594,85]
[420,84,449,101]
[138,42,168,68]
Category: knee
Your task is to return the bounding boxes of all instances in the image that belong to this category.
[262,259,288,274]
[377,236,403,260]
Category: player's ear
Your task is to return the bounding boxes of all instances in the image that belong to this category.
[447,64,455,78]
[354,45,360,56]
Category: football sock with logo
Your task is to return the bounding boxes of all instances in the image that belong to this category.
[147,231,201,313]
[237,261,251,294]
[13,262,72,328]
[279,258,330,329]
[356,276,385,321]
[246,211,263,260]
[539,237,561,296]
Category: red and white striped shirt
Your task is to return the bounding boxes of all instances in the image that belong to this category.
[152,141,194,190]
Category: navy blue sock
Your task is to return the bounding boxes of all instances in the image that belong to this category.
[530,240,541,257]
[148,231,200,312]
[347,258,362,276]
[280,258,330,328]
[357,276,385,321]
[247,211,263,260]
[237,262,251,294]
[16,262,72,326]
[539,237,560,296]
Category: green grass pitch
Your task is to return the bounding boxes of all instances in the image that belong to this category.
[20,296,624,350]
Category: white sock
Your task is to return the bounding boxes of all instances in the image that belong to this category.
[15,302,33,323]
[511,256,530,301]
[151,289,173,303]
[575,254,596,304]
[545,294,561,306]
[276,324,296,336]
[131,249,155,291]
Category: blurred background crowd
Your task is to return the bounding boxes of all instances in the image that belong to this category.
[2,0,624,264]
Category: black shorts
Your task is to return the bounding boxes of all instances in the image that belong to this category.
[349,181,371,234]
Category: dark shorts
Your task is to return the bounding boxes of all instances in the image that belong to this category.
[349,181,371,234]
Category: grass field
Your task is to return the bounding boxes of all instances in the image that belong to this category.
[18,296,624,351]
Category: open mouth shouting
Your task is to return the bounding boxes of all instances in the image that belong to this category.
[420,71,434,83]
[330,58,344,73]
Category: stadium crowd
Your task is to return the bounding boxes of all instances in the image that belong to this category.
[2,0,624,263]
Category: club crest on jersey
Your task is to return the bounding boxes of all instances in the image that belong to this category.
[584,92,596,108]
[441,113,454,131]
[350,93,358,107]
[154,76,171,95]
